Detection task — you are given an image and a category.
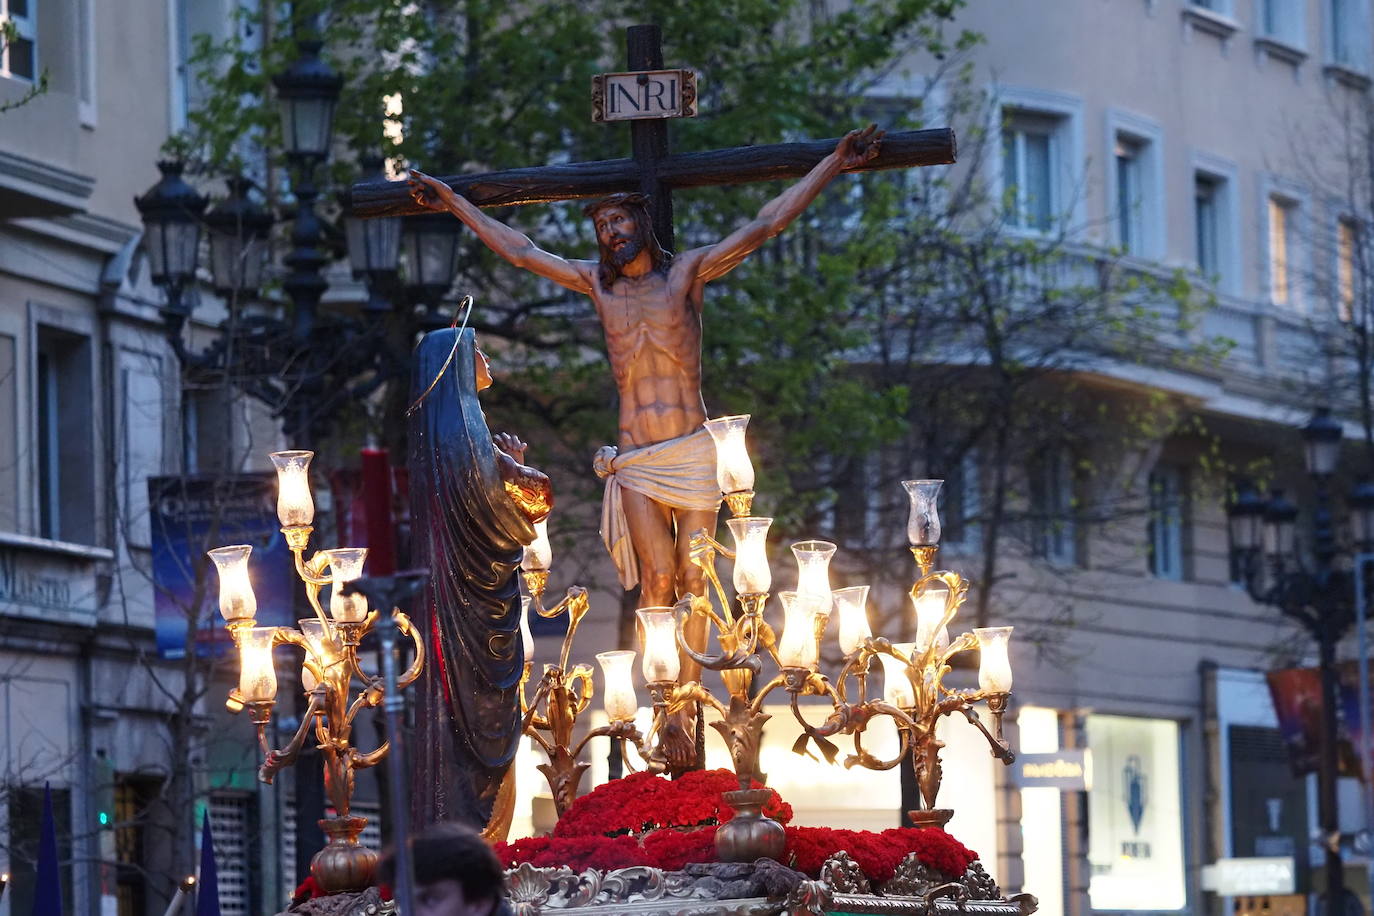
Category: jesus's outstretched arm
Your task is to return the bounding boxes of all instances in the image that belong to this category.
[407,169,594,294]
[685,124,884,284]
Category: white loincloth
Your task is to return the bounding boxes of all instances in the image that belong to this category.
[593,428,720,589]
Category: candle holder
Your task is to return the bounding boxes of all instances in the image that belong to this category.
[210,450,425,894]
[624,468,1017,860]
[517,585,652,815]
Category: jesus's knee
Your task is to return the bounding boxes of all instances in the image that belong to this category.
[677,566,706,602]
[640,565,676,606]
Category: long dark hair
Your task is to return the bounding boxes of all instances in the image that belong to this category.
[583,192,673,288]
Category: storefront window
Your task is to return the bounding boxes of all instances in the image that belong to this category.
[1086,714,1186,911]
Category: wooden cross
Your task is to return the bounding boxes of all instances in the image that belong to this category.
[349,24,956,252]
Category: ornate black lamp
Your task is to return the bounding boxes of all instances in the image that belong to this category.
[401,213,462,319]
[204,177,275,300]
[272,39,343,166]
[1226,406,1374,912]
[134,161,208,334]
[343,156,402,314]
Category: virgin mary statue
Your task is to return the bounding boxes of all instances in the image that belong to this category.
[408,326,549,829]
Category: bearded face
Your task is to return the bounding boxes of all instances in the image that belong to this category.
[592,204,652,278]
[605,232,644,268]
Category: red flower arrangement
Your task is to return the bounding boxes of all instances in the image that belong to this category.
[552,769,792,838]
[784,825,976,884]
[494,768,978,887]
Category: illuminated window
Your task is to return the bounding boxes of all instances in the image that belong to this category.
[1338,218,1359,322]
[1268,196,1300,308]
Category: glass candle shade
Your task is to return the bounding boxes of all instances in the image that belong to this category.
[791,540,836,612]
[237,627,278,703]
[902,479,943,547]
[880,645,916,708]
[911,585,950,654]
[521,519,552,572]
[324,548,369,622]
[270,450,315,527]
[777,591,825,669]
[974,626,1014,694]
[208,545,257,624]
[704,415,755,494]
[727,516,772,595]
[297,618,334,691]
[519,596,534,659]
[833,585,872,655]
[597,650,638,721]
[637,608,680,683]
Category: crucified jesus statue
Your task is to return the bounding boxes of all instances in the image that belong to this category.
[407,124,881,688]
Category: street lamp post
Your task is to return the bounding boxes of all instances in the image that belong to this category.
[135,37,445,452]
[1228,407,1374,914]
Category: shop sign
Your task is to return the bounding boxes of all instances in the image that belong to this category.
[1200,857,1296,896]
[1017,749,1090,789]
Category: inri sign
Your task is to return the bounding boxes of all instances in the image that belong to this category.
[592,69,698,122]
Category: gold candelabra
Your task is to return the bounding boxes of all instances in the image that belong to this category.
[620,418,1017,859]
[505,415,1016,864]
[515,526,655,819]
[210,450,425,894]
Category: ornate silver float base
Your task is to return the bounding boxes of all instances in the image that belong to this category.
[273,852,1038,916]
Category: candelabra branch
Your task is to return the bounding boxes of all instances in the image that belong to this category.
[554,588,590,672]
[687,532,737,629]
[957,701,1015,763]
[349,741,391,770]
[674,598,758,671]
[259,688,326,785]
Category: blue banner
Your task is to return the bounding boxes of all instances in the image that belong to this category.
[149,474,295,659]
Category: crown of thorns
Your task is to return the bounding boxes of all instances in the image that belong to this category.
[582,192,651,219]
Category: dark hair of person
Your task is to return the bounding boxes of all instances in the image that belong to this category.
[582,192,673,288]
[378,822,505,905]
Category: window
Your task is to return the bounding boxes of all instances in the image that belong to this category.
[1031,450,1076,566]
[934,452,980,550]
[0,0,35,82]
[1147,466,1186,580]
[0,333,18,534]
[120,354,166,548]
[1115,137,1146,255]
[1195,175,1221,278]
[35,327,96,544]
[1268,195,1300,308]
[1260,0,1307,45]
[1107,113,1164,258]
[1002,112,1057,232]
[1328,0,1364,67]
[1338,217,1359,322]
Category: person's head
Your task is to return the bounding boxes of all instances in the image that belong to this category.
[378,823,505,916]
[583,192,671,287]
